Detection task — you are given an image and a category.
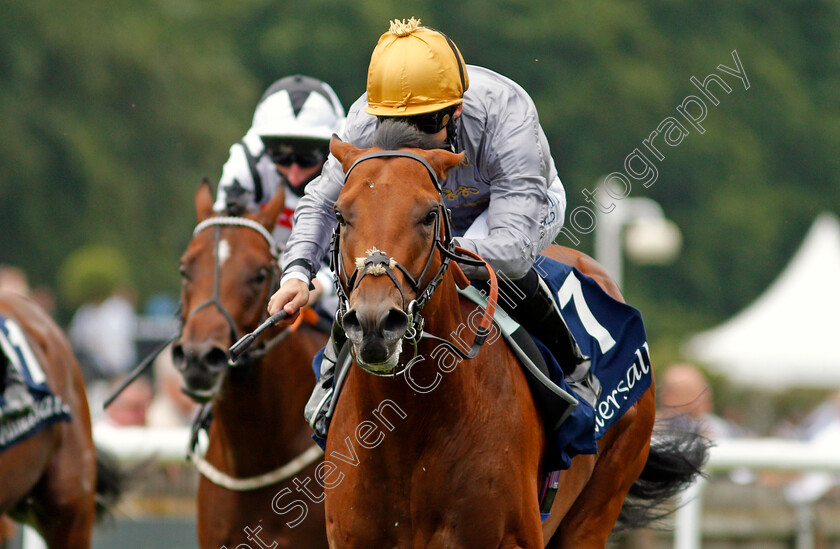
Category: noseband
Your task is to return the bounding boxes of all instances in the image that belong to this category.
[330,150,497,374]
[184,216,282,366]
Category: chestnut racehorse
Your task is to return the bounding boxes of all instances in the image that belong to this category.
[172,181,329,548]
[323,126,705,548]
[0,293,121,548]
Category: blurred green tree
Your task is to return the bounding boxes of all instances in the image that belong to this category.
[0,0,837,356]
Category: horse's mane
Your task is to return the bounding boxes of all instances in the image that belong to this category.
[372,119,445,151]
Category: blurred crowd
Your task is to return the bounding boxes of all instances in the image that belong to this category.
[656,362,840,511]
[0,263,197,431]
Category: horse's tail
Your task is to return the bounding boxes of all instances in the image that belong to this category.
[94,447,125,522]
[614,427,711,531]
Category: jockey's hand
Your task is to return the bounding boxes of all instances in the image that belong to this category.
[268,279,310,325]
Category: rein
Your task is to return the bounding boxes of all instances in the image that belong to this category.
[187,403,320,491]
[331,150,499,376]
[105,216,284,408]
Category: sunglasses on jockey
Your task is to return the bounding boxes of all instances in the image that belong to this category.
[380,106,457,135]
[263,140,327,169]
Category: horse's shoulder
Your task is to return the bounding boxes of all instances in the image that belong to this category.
[0,294,49,347]
[0,293,81,396]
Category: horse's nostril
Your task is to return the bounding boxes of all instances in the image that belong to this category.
[382,309,408,341]
[171,344,186,367]
[205,347,229,370]
[342,310,363,344]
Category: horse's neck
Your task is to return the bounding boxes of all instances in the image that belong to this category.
[208,332,313,470]
[420,274,466,353]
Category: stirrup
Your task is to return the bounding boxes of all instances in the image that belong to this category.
[303,328,343,433]
[307,387,334,431]
[565,360,601,409]
[304,338,353,442]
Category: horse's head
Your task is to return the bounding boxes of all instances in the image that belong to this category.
[171,179,284,402]
[331,125,463,375]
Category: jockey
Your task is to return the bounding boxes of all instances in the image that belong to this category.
[268,19,595,437]
[214,74,346,313]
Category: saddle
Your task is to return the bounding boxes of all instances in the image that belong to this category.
[457,285,584,430]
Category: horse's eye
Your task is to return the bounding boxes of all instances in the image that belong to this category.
[334,210,345,225]
[252,267,269,285]
[423,209,438,226]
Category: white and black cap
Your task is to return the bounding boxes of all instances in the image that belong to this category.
[251,75,345,143]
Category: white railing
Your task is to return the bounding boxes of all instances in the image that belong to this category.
[92,425,192,463]
[674,438,840,549]
[91,430,840,473]
[21,426,193,549]
[21,432,840,548]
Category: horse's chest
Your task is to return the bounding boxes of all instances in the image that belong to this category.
[326,465,516,549]
[327,514,507,549]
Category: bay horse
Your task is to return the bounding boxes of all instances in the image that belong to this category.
[172,181,329,548]
[322,127,705,548]
[0,292,121,548]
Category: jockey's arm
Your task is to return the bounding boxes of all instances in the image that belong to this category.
[453,105,566,281]
[213,130,276,214]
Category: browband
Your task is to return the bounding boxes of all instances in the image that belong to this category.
[343,150,441,193]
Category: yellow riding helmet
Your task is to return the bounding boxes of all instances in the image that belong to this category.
[366,18,469,117]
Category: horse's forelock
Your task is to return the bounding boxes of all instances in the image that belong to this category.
[372,119,445,151]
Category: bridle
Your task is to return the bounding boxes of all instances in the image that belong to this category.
[183,216,326,491]
[184,216,285,366]
[330,150,500,376]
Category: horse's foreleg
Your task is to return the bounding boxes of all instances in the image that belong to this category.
[546,389,656,549]
[33,423,98,549]
[30,478,96,549]
[34,503,94,549]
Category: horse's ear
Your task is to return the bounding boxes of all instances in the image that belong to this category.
[256,183,285,231]
[330,134,367,173]
[423,149,466,181]
[196,178,215,222]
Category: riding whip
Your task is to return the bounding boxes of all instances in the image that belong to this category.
[229,310,289,363]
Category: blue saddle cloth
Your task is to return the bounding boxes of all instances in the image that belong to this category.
[532,255,651,471]
[0,314,72,451]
